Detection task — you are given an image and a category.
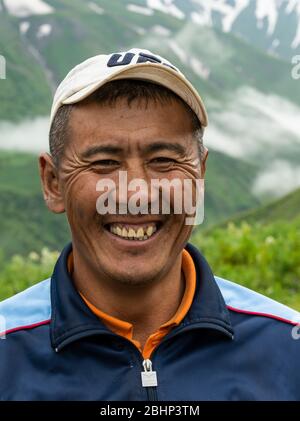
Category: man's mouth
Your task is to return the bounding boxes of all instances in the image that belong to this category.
[104,221,163,241]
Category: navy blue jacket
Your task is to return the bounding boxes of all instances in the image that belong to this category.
[1,242,300,401]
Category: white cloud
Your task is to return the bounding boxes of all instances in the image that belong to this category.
[205,86,300,159]
[252,160,300,197]
[0,117,49,153]
[203,86,300,198]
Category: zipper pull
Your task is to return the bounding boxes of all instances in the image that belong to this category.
[141,359,158,388]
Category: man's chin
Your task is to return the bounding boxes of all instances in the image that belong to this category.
[108,269,160,287]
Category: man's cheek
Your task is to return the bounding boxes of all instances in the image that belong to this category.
[65,191,96,225]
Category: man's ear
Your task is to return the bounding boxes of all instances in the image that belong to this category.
[39,152,65,213]
[200,147,209,178]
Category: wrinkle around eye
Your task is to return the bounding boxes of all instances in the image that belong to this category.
[59,155,93,194]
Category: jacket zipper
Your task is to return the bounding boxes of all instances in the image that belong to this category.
[141,359,158,401]
[139,322,233,401]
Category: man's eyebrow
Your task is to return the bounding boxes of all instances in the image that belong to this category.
[143,142,186,156]
[81,145,123,158]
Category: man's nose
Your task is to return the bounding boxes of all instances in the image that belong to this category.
[117,161,156,213]
[126,159,148,181]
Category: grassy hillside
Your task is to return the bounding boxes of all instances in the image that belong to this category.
[210,187,300,229]
[203,150,260,226]
[0,148,260,258]
[191,215,300,310]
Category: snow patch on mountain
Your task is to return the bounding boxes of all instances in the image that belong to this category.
[88,2,104,15]
[132,25,147,35]
[255,0,278,35]
[3,0,53,17]
[19,21,30,34]
[168,40,188,63]
[191,0,250,32]
[36,23,52,39]
[127,4,154,15]
[146,0,185,19]
[167,39,211,79]
[190,57,210,79]
[152,25,171,36]
[286,0,300,48]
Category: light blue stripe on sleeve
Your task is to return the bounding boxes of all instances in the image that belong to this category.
[0,278,51,333]
[215,276,300,325]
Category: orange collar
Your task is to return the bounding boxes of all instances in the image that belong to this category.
[68,248,196,359]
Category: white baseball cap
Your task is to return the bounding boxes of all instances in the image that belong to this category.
[50,48,208,128]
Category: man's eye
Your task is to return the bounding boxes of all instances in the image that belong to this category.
[93,159,119,166]
[151,157,176,164]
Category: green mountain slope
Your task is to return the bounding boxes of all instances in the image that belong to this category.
[0,13,51,121]
[203,149,260,226]
[211,187,300,229]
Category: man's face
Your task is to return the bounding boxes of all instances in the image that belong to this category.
[53,96,207,286]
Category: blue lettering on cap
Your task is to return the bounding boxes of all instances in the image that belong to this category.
[107,52,178,72]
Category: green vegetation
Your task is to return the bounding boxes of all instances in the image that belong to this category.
[0,248,59,301]
[192,217,300,311]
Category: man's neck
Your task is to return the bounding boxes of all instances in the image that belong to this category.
[71,250,185,347]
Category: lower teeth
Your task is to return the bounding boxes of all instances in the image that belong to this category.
[116,234,150,240]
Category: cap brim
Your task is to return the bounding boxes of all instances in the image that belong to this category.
[61,62,208,127]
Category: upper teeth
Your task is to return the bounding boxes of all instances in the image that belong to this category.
[109,224,157,240]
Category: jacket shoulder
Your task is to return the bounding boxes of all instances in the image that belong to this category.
[215,276,300,326]
[0,278,51,335]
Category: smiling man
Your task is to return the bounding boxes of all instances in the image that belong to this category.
[1,48,300,401]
